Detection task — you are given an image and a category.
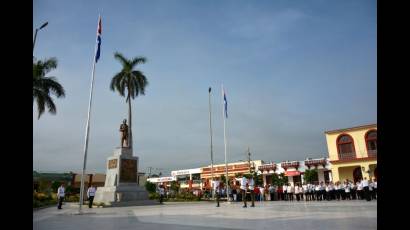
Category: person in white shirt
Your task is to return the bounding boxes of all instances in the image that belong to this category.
[356,181,363,200]
[249,176,255,207]
[260,186,265,202]
[158,185,165,204]
[344,181,351,200]
[334,182,339,200]
[306,183,312,201]
[213,179,221,207]
[328,182,334,200]
[87,185,96,208]
[302,183,308,201]
[350,181,357,200]
[372,178,377,200]
[287,183,293,202]
[325,183,330,201]
[268,184,275,201]
[294,184,300,201]
[240,175,248,208]
[368,181,373,200]
[319,182,325,201]
[361,177,371,201]
[57,183,65,209]
[283,184,288,201]
[315,183,320,201]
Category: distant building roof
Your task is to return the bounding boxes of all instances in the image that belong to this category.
[324,124,376,134]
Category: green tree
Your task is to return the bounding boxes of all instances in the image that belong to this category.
[51,181,61,193]
[304,169,318,183]
[110,52,148,149]
[252,172,263,186]
[170,181,179,193]
[271,173,281,186]
[33,57,65,119]
[145,181,156,193]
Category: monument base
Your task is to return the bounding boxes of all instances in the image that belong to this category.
[93,147,157,206]
[93,184,157,206]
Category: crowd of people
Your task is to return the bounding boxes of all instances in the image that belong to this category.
[226,177,377,203]
[155,175,377,206]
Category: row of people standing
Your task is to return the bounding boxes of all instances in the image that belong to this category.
[262,177,377,202]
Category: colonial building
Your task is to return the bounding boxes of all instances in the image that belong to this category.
[201,160,264,189]
[171,168,202,190]
[258,158,332,186]
[325,124,377,183]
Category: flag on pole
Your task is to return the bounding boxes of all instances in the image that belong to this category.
[95,16,102,63]
[223,87,228,118]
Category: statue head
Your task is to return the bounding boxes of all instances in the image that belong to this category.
[123,119,127,124]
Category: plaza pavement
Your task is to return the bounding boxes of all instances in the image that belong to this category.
[33,200,376,230]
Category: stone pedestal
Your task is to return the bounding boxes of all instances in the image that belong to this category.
[94,147,154,206]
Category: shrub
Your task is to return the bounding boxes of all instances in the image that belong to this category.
[65,194,80,202]
[148,192,160,200]
[145,181,156,193]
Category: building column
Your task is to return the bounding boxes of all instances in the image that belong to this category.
[318,169,325,183]
[328,171,332,182]
[288,176,294,186]
[331,166,340,182]
[301,174,304,184]
[362,164,371,179]
[263,174,267,186]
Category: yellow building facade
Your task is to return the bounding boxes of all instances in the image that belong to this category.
[325,124,377,183]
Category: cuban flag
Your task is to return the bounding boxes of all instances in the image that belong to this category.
[223,87,228,118]
[95,16,102,63]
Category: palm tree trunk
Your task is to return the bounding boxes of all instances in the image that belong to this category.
[128,94,133,152]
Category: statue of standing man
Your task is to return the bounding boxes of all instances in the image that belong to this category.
[120,119,129,148]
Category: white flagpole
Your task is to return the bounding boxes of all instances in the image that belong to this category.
[208,87,215,199]
[222,85,229,202]
[79,15,100,213]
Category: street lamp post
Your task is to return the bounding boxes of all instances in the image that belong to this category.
[33,22,49,54]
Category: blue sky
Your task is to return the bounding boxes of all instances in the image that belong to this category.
[33,0,376,176]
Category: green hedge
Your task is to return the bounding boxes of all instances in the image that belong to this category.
[148,192,201,202]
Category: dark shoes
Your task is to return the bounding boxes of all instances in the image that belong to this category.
[243,205,247,208]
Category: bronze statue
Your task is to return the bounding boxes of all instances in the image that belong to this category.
[120,119,129,148]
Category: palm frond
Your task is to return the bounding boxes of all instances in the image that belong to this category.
[130,57,147,67]
[114,52,130,67]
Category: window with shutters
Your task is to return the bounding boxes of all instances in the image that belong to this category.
[336,134,356,160]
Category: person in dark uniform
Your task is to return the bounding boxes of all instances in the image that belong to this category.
[213,179,221,207]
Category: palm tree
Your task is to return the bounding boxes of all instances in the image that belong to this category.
[110,52,148,149]
[33,57,65,119]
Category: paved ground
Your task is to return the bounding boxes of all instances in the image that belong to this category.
[33,200,377,230]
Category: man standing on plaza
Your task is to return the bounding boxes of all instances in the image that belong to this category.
[361,177,371,201]
[87,184,96,208]
[269,184,274,201]
[213,179,221,207]
[57,183,65,209]
[240,174,248,208]
[158,184,165,204]
[249,175,255,207]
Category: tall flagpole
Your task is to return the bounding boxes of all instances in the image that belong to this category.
[79,15,100,213]
[208,87,215,199]
[222,85,229,202]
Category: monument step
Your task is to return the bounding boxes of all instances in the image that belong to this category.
[108,199,160,207]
